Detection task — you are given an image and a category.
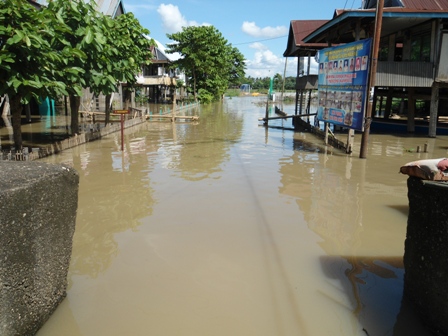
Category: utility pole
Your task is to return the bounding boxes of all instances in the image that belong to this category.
[359,0,384,159]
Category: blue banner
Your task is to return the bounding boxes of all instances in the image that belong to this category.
[317,39,372,131]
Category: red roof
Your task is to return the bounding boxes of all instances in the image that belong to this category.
[283,20,329,57]
[291,20,328,45]
[400,0,448,10]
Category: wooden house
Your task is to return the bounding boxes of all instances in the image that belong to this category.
[133,42,183,104]
[297,0,448,136]
[283,20,328,115]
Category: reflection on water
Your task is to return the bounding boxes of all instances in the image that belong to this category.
[37,96,443,336]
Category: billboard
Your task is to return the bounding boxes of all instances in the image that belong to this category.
[317,39,372,131]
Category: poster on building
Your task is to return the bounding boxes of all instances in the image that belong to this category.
[317,39,372,131]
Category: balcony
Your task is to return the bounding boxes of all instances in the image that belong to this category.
[139,76,177,86]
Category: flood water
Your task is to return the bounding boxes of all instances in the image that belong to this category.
[36,96,445,336]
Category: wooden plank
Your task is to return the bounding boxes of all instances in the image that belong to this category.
[258,113,316,121]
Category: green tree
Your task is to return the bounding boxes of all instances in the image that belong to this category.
[46,0,154,133]
[99,13,155,124]
[166,26,246,103]
[0,0,80,148]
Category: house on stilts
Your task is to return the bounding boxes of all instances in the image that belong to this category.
[285,0,448,137]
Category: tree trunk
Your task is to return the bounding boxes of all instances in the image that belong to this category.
[193,71,197,102]
[105,94,111,125]
[10,94,23,149]
[124,90,131,109]
[69,95,81,135]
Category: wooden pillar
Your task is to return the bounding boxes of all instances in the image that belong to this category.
[295,57,300,116]
[378,94,384,117]
[372,88,378,117]
[429,83,439,138]
[306,90,312,123]
[407,88,415,133]
[299,89,304,115]
[385,87,394,119]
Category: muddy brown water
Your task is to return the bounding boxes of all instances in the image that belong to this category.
[36,96,445,336]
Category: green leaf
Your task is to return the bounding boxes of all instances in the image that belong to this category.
[7,33,22,45]
[85,27,93,44]
[24,35,31,47]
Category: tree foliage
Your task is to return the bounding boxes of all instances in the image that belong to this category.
[242,75,297,91]
[46,0,155,133]
[0,0,154,146]
[0,0,79,148]
[166,26,246,103]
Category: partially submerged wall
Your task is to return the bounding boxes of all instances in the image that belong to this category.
[404,176,448,335]
[0,162,79,336]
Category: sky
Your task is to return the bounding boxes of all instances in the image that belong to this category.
[122,0,364,79]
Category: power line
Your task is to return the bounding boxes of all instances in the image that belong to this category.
[233,35,288,46]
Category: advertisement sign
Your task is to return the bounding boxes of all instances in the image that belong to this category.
[317,39,372,131]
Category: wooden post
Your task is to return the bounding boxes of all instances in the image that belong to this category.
[120,114,124,151]
[407,88,415,133]
[429,83,439,138]
[360,0,384,159]
[384,87,394,119]
[265,101,269,126]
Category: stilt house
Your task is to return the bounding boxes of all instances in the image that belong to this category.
[285,0,448,136]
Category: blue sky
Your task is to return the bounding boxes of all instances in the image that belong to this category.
[122,0,363,78]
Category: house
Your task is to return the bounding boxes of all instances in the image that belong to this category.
[134,40,185,104]
[298,0,448,136]
[283,20,328,115]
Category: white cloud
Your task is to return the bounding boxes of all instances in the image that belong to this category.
[157,4,210,33]
[244,42,318,78]
[242,22,288,38]
[125,3,156,12]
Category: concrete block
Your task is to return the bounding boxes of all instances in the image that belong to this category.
[0,162,79,336]
[404,176,448,335]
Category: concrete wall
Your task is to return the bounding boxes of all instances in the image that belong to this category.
[404,176,448,335]
[0,162,79,336]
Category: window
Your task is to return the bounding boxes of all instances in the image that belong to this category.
[411,32,431,62]
[379,37,389,61]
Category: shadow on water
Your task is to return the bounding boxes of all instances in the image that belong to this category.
[319,255,431,336]
[387,205,409,217]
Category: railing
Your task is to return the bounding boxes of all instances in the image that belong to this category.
[139,76,177,86]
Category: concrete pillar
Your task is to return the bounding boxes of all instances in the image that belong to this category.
[404,177,448,335]
[0,162,79,336]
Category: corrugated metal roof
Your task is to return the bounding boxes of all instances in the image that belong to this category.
[304,8,448,43]
[362,0,448,10]
[283,20,328,57]
[29,0,123,16]
[291,20,328,45]
[400,0,448,10]
[93,0,123,16]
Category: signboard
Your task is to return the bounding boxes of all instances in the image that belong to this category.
[317,39,372,131]
[113,109,130,114]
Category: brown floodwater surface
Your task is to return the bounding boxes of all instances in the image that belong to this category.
[37,96,444,336]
